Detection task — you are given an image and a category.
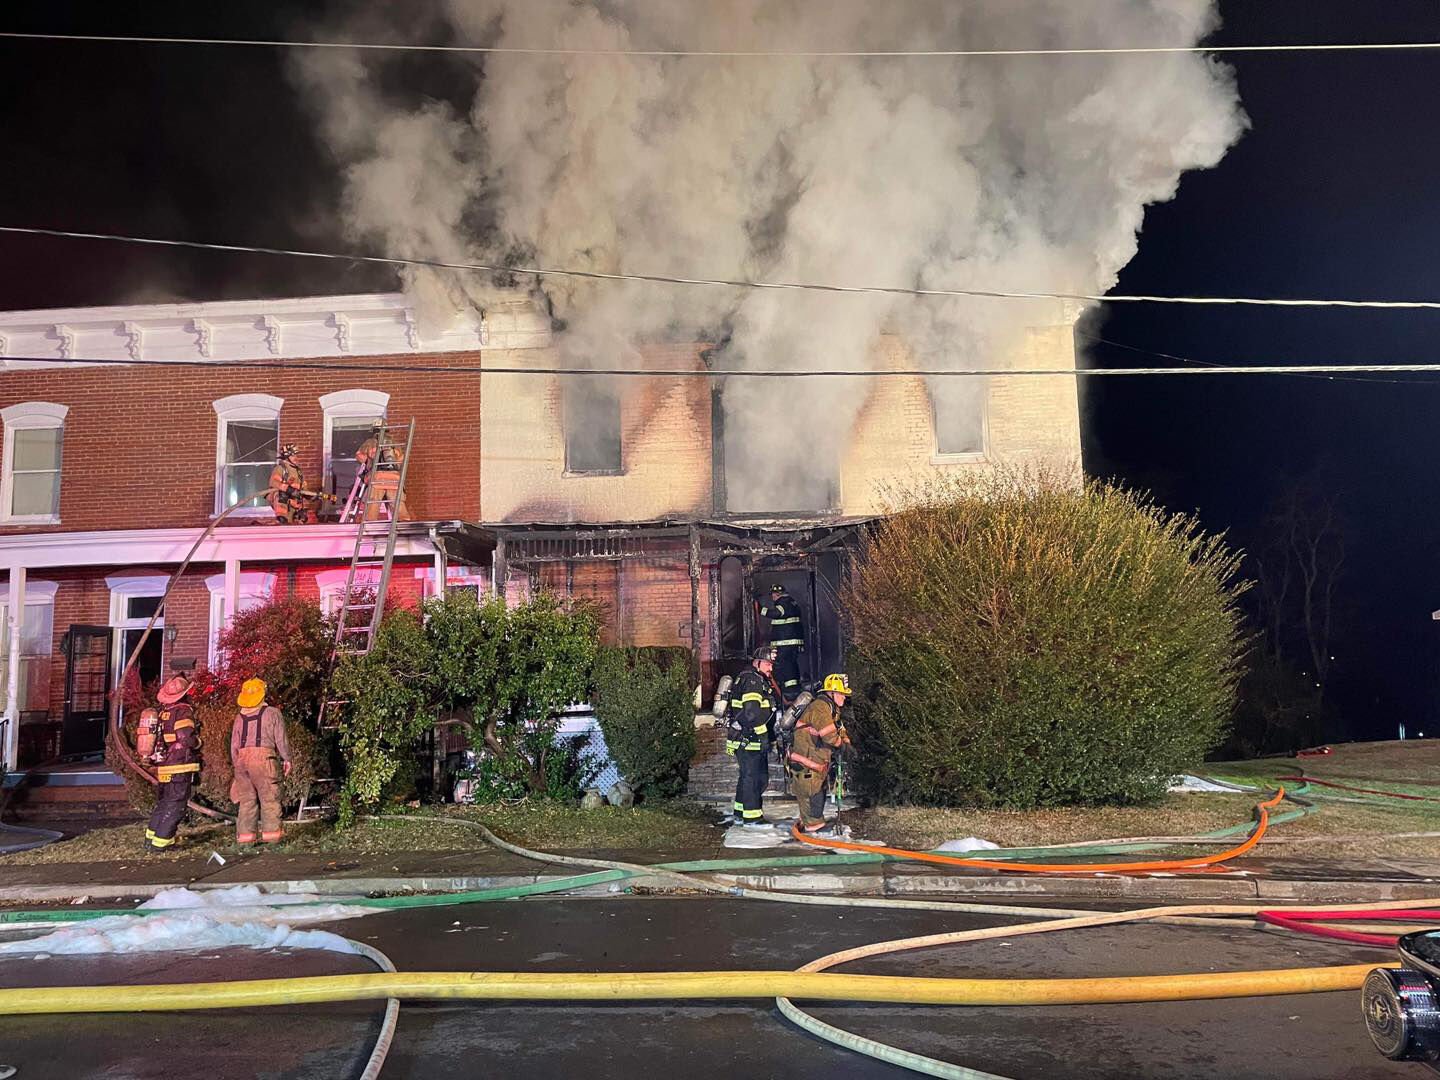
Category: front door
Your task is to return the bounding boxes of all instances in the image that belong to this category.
[62,625,112,758]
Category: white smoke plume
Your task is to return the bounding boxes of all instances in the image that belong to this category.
[293,0,1246,512]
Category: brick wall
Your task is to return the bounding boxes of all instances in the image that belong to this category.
[480,344,714,523]
[0,352,482,533]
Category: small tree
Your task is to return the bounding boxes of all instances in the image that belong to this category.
[197,595,333,722]
[845,470,1247,808]
[593,646,695,799]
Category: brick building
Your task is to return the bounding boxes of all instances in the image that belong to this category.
[0,290,1081,771]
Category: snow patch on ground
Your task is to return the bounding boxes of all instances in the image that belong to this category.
[1168,774,1244,793]
[934,837,1001,852]
[0,914,360,957]
[0,886,374,958]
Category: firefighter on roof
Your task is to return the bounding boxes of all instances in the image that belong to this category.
[787,673,852,837]
[142,675,200,853]
[267,443,318,524]
[725,645,782,827]
[760,582,805,703]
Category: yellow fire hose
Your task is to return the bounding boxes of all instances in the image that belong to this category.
[0,962,1391,1015]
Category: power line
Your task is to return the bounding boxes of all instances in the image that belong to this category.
[3,30,1440,59]
[8,351,1440,380]
[1075,330,1437,387]
[7,225,1440,310]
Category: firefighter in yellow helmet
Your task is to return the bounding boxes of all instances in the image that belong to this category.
[229,678,293,848]
[786,673,852,837]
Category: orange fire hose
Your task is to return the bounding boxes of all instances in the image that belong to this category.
[791,788,1286,873]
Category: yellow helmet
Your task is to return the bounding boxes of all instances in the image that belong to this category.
[822,673,851,696]
[237,678,268,709]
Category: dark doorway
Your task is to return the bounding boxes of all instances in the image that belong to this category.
[754,568,818,689]
[61,625,112,758]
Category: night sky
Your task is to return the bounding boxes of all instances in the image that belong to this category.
[2,2,1439,737]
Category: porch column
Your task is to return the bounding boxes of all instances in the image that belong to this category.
[432,544,447,599]
[492,536,507,604]
[688,526,702,692]
[223,558,241,633]
[3,565,25,772]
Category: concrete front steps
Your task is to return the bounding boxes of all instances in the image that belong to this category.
[687,720,791,804]
[2,762,138,824]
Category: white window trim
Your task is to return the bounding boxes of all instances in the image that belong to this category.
[213,393,284,517]
[413,564,488,601]
[319,389,388,497]
[0,582,57,713]
[0,402,67,525]
[106,571,168,689]
[205,571,277,668]
[315,566,381,617]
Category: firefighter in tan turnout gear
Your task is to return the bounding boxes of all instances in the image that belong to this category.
[230,678,293,848]
[787,673,852,837]
[142,675,200,852]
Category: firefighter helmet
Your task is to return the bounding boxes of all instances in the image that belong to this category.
[279,443,299,461]
[822,673,852,696]
[769,583,784,593]
[752,645,778,663]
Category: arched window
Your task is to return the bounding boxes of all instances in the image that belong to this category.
[0,402,67,522]
[319,389,389,498]
[213,394,283,515]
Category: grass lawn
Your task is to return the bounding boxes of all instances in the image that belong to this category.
[5,741,1436,869]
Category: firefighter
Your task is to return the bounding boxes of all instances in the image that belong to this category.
[760,582,805,703]
[725,645,781,827]
[353,423,409,521]
[143,675,200,853]
[786,673,852,837]
[267,443,317,524]
[230,678,293,848]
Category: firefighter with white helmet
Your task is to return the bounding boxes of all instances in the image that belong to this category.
[786,673,852,836]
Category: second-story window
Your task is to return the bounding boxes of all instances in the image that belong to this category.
[213,394,283,515]
[930,379,987,459]
[564,377,622,475]
[319,389,390,498]
[0,402,67,523]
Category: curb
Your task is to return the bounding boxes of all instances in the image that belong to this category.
[2,868,1437,906]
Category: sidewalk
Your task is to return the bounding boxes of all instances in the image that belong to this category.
[4,844,1438,906]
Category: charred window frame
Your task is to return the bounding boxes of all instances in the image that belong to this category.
[929,376,989,460]
[563,376,623,476]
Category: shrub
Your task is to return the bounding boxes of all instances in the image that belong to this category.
[845,470,1247,808]
[593,646,696,799]
[330,608,439,824]
[195,596,333,724]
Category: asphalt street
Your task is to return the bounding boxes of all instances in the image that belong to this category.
[0,897,1418,1080]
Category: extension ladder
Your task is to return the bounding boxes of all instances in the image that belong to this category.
[317,419,415,730]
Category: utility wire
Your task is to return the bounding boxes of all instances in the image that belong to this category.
[6,225,1440,310]
[3,30,1440,59]
[1075,330,1439,387]
[7,351,1440,380]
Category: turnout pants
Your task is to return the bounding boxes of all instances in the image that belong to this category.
[773,645,803,703]
[734,747,769,822]
[232,746,284,844]
[791,767,828,829]
[146,775,193,849]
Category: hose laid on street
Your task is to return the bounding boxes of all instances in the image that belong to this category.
[0,961,1391,1016]
[1255,907,1440,948]
[790,788,1287,873]
[346,939,399,1080]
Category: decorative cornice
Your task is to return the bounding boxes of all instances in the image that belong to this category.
[259,315,282,355]
[332,312,352,353]
[189,318,214,358]
[0,291,543,370]
[53,324,75,359]
[121,321,144,361]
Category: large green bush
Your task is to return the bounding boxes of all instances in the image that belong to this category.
[593,646,696,799]
[846,471,1247,808]
[332,592,602,818]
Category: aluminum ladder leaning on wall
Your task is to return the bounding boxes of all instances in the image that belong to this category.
[317,418,415,731]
